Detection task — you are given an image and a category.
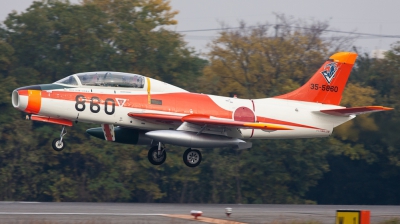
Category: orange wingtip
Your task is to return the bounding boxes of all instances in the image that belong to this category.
[365,106,394,111]
[329,52,358,64]
[244,123,292,130]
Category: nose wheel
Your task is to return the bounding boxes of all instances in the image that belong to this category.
[183,148,202,167]
[147,143,167,165]
[52,126,67,151]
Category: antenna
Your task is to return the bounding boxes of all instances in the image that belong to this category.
[274,15,280,38]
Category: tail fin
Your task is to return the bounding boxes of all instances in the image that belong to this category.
[275,52,357,105]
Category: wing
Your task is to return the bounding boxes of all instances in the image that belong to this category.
[319,106,393,116]
[128,113,292,131]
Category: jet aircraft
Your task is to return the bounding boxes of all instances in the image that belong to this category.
[11,52,393,167]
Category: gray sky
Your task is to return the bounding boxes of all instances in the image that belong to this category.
[1,0,399,54]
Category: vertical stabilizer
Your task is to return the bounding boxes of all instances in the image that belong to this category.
[274,52,357,105]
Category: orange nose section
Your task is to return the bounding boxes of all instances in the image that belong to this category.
[26,90,42,114]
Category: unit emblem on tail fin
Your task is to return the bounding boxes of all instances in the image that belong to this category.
[321,62,338,84]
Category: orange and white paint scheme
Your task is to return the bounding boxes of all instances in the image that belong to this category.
[11,52,393,167]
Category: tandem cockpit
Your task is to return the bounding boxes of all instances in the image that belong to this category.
[54,71,187,93]
[55,72,145,88]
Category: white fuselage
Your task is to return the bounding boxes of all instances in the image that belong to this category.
[22,82,352,140]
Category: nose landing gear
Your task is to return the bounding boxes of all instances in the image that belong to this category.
[52,126,67,151]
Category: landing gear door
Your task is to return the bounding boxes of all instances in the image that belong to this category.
[101,124,115,141]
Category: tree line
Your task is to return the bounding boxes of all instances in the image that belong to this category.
[0,0,399,204]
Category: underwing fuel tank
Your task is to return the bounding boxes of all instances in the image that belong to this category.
[145,130,252,149]
[87,127,151,145]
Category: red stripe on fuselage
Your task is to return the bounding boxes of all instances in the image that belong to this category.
[40,91,233,119]
[40,90,319,130]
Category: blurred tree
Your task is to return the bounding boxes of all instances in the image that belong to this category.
[308,44,400,204]
[4,0,115,83]
[1,0,399,204]
[4,0,206,90]
[82,0,207,90]
[0,0,205,202]
[199,16,354,99]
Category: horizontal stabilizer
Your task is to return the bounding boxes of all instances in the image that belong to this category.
[319,106,393,116]
[128,113,292,131]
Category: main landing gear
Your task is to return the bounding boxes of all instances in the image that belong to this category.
[183,148,202,168]
[52,126,67,151]
[146,144,202,168]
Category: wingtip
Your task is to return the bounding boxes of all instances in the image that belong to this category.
[365,106,394,111]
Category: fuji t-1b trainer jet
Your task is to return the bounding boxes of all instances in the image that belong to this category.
[11,52,392,167]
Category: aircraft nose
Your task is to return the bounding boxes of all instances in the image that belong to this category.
[11,90,22,108]
[11,85,42,114]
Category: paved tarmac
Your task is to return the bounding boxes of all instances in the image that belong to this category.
[0,202,399,224]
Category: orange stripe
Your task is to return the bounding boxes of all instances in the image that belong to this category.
[41,91,233,119]
[39,90,318,129]
[26,90,41,114]
[146,77,151,104]
[243,122,292,130]
[257,116,319,129]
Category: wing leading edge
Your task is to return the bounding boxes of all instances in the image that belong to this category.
[128,113,292,131]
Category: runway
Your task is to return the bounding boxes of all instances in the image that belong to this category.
[0,202,399,224]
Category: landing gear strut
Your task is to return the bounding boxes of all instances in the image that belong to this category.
[52,126,67,152]
[147,142,166,165]
[183,148,202,167]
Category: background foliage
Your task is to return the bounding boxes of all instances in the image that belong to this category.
[0,0,399,204]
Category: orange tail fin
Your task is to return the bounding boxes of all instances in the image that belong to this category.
[275,52,357,105]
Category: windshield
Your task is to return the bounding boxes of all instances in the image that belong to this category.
[55,75,78,85]
[76,72,145,88]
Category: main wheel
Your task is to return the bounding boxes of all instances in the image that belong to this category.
[52,138,65,152]
[148,146,167,165]
[183,148,202,167]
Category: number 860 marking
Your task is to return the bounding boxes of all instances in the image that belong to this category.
[75,95,115,115]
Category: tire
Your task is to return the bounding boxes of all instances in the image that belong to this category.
[147,146,167,165]
[52,138,65,152]
[183,148,202,167]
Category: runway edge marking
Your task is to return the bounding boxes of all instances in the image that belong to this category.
[0,212,165,216]
[162,214,247,224]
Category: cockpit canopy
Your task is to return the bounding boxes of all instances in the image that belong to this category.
[55,72,145,88]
